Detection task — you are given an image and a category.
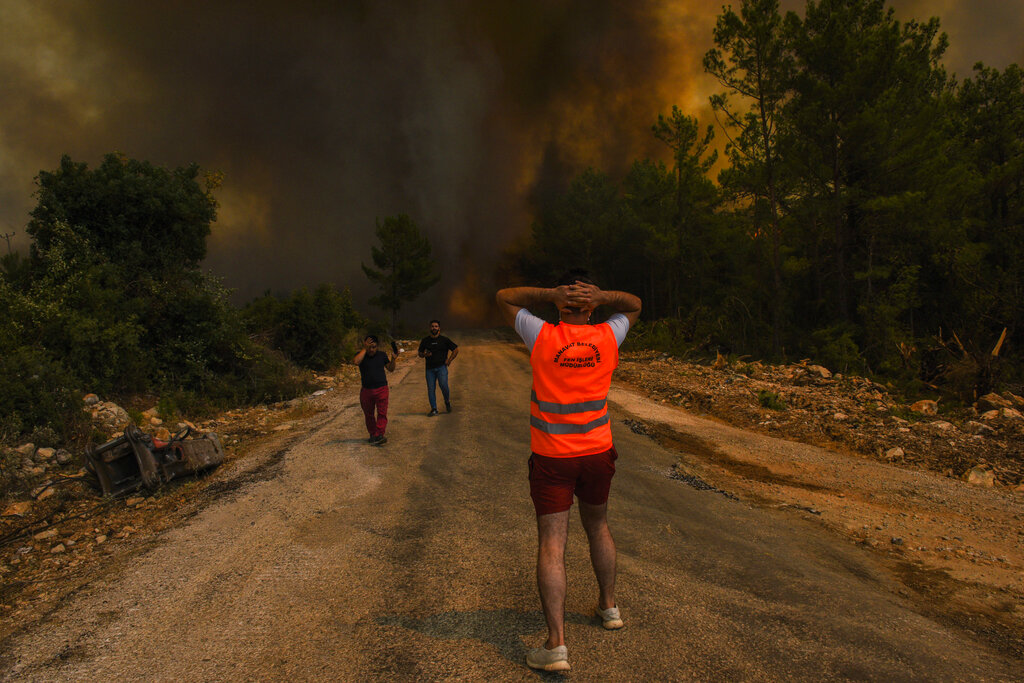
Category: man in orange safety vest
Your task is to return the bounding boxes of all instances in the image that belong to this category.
[496,270,641,672]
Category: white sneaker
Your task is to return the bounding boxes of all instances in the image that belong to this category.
[596,604,624,629]
[526,645,570,672]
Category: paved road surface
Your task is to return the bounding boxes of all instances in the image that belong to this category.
[1,335,1019,681]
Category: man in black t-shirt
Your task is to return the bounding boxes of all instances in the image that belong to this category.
[353,335,397,444]
[417,319,459,416]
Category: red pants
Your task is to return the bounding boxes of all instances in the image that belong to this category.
[528,447,618,515]
[359,386,389,437]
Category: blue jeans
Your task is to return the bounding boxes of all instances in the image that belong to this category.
[425,365,450,411]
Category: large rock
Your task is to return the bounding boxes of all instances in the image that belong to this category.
[964,466,995,487]
[966,421,994,435]
[885,447,905,460]
[1003,407,1023,420]
[15,443,35,456]
[92,402,131,430]
[808,364,832,379]
[910,400,938,416]
[930,420,955,432]
[55,449,73,465]
[2,501,32,517]
[980,409,1000,421]
[35,447,56,461]
[977,393,1012,412]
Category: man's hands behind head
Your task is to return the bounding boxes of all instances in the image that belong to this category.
[554,280,602,314]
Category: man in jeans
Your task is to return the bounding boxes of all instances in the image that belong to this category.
[353,335,396,445]
[417,319,459,416]
[496,272,641,673]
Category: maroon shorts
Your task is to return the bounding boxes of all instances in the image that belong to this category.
[528,447,618,515]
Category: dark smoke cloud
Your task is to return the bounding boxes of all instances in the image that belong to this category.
[0,1,1020,324]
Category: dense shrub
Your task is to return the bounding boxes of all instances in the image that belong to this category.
[0,154,329,445]
[243,284,367,370]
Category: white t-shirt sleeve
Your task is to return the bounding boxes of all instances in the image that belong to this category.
[605,313,630,347]
[515,308,546,351]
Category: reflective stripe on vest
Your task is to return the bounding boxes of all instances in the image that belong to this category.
[530,390,607,415]
[530,414,610,435]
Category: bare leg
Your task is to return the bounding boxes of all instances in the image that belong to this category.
[579,500,616,610]
[536,510,570,649]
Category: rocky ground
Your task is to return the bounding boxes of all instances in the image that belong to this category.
[617,350,1024,491]
[1,344,1022,649]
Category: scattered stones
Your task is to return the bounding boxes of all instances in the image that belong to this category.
[980,409,1000,421]
[33,529,59,541]
[95,534,107,544]
[125,497,145,508]
[964,466,995,487]
[49,544,66,554]
[1003,408,1023,420]
[891,537,904,546]
[35,447,55,461]
[149,417,163,426]
[272,423,293,431]
[154,427,171,441]
[930,421,955,431]
[909,400,938,416]
[36,488,55,502]
[55,449,73,465]
[833,412,849,421]
[14,443,35,457]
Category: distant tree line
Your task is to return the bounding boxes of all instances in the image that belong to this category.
[513,0,1023,397]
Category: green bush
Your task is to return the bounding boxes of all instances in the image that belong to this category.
[243,284,367,371]
[0,347,85,443]
[758,390,787,411]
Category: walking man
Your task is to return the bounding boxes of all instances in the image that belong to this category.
[496,272,641,672]
[417,319,459,415]
[353,335,397,445]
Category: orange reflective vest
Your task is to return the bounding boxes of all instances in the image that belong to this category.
[529,321,618,457]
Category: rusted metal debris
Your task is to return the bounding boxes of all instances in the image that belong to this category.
[85,425,225,497]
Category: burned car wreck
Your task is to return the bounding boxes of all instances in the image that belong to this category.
[85,424,225,497]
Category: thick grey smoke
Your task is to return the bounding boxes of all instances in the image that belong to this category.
[0,0,1020,323]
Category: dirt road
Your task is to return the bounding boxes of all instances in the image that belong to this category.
[1,335,1021,680]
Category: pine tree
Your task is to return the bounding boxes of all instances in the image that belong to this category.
[362,214,440,332]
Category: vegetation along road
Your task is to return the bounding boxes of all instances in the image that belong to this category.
[1,335,1021,681]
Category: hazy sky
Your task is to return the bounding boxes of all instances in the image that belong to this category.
[1,0,1021,323]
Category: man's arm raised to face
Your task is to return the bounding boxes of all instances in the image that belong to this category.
[353,338,372,365]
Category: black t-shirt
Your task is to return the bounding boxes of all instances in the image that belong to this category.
[418,335,458,369]
[358,352,390,388]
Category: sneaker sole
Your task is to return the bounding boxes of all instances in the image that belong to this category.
[526,659,570,672]
[596,607,624,629]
